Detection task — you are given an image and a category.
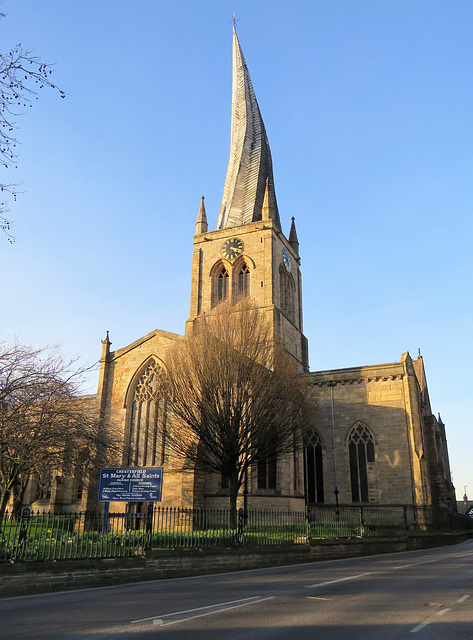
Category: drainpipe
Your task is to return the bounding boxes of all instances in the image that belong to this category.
[328,381,340,513]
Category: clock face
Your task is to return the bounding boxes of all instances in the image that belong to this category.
[221,237,244,261]
[282,248,291,271]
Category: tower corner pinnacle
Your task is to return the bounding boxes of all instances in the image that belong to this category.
[262,178,275,222]
[289,217,299,255]
[196,195,208,234]
[101,331,111,361]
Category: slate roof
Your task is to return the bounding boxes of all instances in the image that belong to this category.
[217,28,280,230]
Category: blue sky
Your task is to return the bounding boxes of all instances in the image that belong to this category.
[1,1,472,500]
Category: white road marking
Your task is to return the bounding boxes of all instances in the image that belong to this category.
[455,552,473,558]
[409,594,470,633]
[307,572,372,589]
[152,596,275,628]
[131,595,274,626]
[392,559,440,571]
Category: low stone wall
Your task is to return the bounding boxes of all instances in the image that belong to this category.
[1,532,471,598]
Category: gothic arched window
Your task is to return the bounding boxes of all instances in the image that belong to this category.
[279,265,296,322]
[238,263,250,298]
[304,429,324,503]
[347,422,376,503]
[211,264,229,307]
[127,360,168,467]
[257,455,277,490]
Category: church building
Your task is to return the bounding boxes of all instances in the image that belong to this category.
[31,28,457,514]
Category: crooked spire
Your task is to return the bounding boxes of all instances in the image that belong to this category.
[217,27,280,230]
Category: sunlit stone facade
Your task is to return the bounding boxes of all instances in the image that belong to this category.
[23,28,455,515]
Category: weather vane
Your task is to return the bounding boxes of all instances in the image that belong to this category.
[229,13,240,28]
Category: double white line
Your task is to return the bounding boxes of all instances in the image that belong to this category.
[131,595,275,628]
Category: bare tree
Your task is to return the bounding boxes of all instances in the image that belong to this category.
[1,10,65,241]
[0,342,118,530]
[164,301,309,515]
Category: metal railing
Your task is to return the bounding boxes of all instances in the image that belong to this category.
[1,504,472,562]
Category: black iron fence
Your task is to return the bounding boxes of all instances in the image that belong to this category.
[1,504,472,562]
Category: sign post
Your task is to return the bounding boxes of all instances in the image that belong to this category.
[97,467,163,503]
[97,467,163,536]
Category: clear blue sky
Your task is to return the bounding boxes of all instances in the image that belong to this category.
[1,1,472,500]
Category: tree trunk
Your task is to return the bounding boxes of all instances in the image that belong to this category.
[12,475,29,522]
[229,475,239,529]
[0,488,11,533]
[0,466,21,532]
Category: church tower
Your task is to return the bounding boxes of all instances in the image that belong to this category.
[187,27,309,372]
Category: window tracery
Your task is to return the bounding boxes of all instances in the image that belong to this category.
[279,265,296,321]
[217,266,229,303]
[127,360,168,467]
[238,263,250,298]
[211,263,230,307]
[304,429,324,503]
[347,422,376,503]
[211,259,252,307]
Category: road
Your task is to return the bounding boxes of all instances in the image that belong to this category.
[2,540,473,639]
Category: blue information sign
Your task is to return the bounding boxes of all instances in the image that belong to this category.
[97,467,163,502]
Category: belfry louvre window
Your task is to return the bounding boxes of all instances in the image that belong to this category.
[238,264,250,298]
[279,265,295,321]
[128,361,167,467]
[348,422,375,503]
[304,429,324,503]
[217,267,229,303]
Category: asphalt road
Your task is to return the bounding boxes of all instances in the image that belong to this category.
[2,540,473,639]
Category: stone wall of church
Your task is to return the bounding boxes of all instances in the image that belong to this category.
[307,354,450,508]
[188,221,277,323]
[90,329,201,511]
[187,219,306,369]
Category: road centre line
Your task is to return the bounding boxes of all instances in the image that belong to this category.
[131,595,272,626]
[409,593,470,633]
[305,557,445,590]
[410,598,468,633]
[152,597,276,627]
[305,553,455,586]
[307,572,372,589]
[393,558,440,570]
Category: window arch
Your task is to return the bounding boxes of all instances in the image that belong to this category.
[211,262,230,308]
[237,263,250,298]
[347,422,376,503]
[217,266,229,303]
[127,360,168,467]
[279,265,296,321]
[304,429,324,503]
